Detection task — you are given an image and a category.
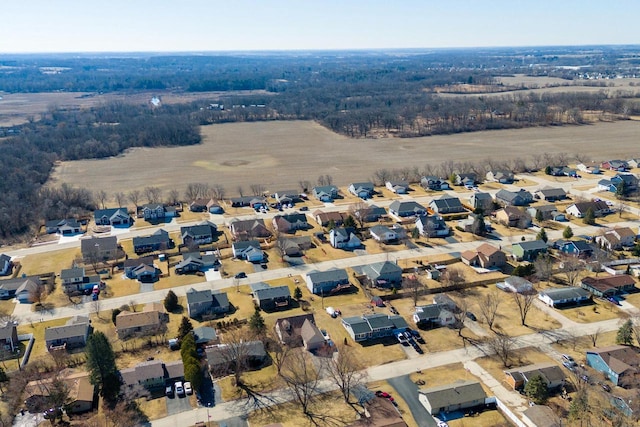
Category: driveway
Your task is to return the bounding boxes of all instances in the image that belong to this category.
[388,375,436,427]
[139,281,155,293]
[166,392,192,415]
[217,417,249,427]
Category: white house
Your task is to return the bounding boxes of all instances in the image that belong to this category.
[369,225,398,243]
[329,228,361,249]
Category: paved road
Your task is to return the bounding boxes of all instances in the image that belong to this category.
[388,375,436,427]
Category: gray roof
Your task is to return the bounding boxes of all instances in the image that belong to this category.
[254,285,291,302]
[350,182,375,191]
[181,222,216,238]
[192,326,217,344]
[540,287,590,301]
[60,267,85,280]
[342,317,372,335]
[307,268,349,283]
[250,282,272,292]
[472,192,492,200]
[537,187,567,198]
[419,380,486,409]
[133,228,171,247]
[45,218,81,229]
[496,189,533,204]
[232,240,261,251]
[361,260,402,278]
[212,292,229,309]
[0,276,42,292]
[186,288,212,305]
[389,200,426,215]
[430,195,464,211]
[44,317,90,342]
[369,225,394,236]
[415,304,442,320]
[514,240,548,251]
[80,236,118,252]
[205,341,266,366]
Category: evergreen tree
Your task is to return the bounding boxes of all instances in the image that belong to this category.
[164,290,179,312]
[343,215,356,228]
[569,389,588,421]
[545,166,552,175]
[177,316,193,341]
[327,219,336,231]
[562,225,573,239]
[293,286,302,300]
[411,227,421,239]
[85,331,120,404]
[111,308,121,325]
[583,208,596,225]
[536,227,548,243]
[471,214,486,236]
[535,209,543,223]
[616,319,634,345]
[615,181,626,199]
[524,374,548,404]
[249,308,266,336]
[0,366,8,392]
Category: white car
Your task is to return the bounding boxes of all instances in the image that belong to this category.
[320,329,330,341]
[184,381,193,395]
[174,381,185,397]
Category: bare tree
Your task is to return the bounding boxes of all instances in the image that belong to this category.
[127,189,141,210]
[279,349,322,423]
[452,298,469,337]
[114,192,126,208]
[144,186,162,204]
[557,152,569,166]
[324,344,366,403]
[210,184,226,201]
[349,202,372,228]
[317,175,326,186]
[236,186,245,198]
[530,154,543,171]
[534,254,554,285]
[561,255,585,286]
[167,189,180,205]
[403,275,423,307]
[441,267,466,290]
[96,190,108,209]
[29,285,45,305]
[372,169,391,186]
[512,291,537,326]
[324,175,333,186]
[249,184,265,197]
[298,180,311,193]
[478,289,501,331]
[485,333,515,368]
[588,327,602,347]
[574,152,590,164]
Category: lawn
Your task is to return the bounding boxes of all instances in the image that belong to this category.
[475,346,558,384]
[368,379,418,427]
[17,316,68,363]
[137,395,167,421]
[304,242,357,264]
[550,297,621,323]
[19,247,79,275]
[552,330,619,366]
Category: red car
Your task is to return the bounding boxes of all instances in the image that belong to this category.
[375,391,394,401]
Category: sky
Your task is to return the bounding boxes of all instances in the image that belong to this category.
[1,0,638,53]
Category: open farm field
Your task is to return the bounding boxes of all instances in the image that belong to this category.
[50,119,640,197]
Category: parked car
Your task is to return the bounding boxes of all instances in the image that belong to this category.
[465,312,477,321]
[234,272,247,279]
[184,382,193,395]
[396,333,409,346]
[389,306,399,315]
[599,382,611,392]
[562,361,576,371]
[91,292,99,301]
[299,206,309,211]
[165,384,174,397]
[375,391,394,402]
[562,354,577,366]
[321,329,330,341]
[175,381,185,397]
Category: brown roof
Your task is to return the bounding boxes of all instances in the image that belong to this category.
[144,302,166,314]
[314,210,345,224]
[476,243,500,257]
[349,396,408,427]
[523,405,561,427]
[613,227,636,239]
[582,275,636,292]
[25,371,94,403]
[275,314,316,345]
[116,310,161,330]
[589,345,640,374]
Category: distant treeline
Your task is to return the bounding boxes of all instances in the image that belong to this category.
[0,103,200,240]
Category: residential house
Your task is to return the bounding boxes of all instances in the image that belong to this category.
[429,195,466,214]
[229,218,270,241]
[312,210,345,227]
[486,170,514,184]
[133,228,174,254]
[0,254,12,276]
[279,236,313,257]
[44,316,91,351]
[420,176,450,191]
[121,359,185,391]
[137,203,177,220]
[461,243,506,269]
[495,206,531,228]
[349,394,408,427]
[504,363,565,391]
[61,267,101,294]
[577,163,601,174]
[418,380,487,415]
[511,240,548,261]
[433,294,458,312]
[330,227,362,249]
[230,196,267,208]
[601,160,629,171]
[192,326,218,345]
[357,261,403,288]
[596,227,637,251]
[312,185,339,202]
[458,213,491,233]
[24,372,95,414]
[175,251,219,274]
[386,180,410,194]
[341,313,408,342]
[272,213,310,233]
[497,276,535,294]
[275,314,325,351]
[253,285,292,311]
[0,276,42,302]
[534,187,568,201]
[415,214,449,237]
[629,159,640,169]
[599,173,639,194]
[305,268,350,295]
[389,200,427,218]
[581,274,636,297]
[189,198,215,212]
[0,322,18,352]
[495,189,533,206]
[558,240,594,258]
[412,304,455,328]
[527,205,565,222]
[93,207,133,227]
[115,307,166,339]
[548,166,577,177]
[206,341,268,375]
[369,225,398,243]
[123,256,159,282]
[348,182,375,199]
[538,287,591,308]
[80,236,119,262]
[565,201,610,218]
[453,172,478,187]
[273,190,301,205]
[232,240,264,262]
[358,204,387,222]
[185,288,230,318]
[45,218,82,235]
[181,221,218,246]
[587,345,640,388]
[469,192,494,213]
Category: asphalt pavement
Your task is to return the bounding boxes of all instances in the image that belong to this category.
[388,375,436,427]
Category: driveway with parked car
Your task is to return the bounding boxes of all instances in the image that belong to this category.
[388,375,436,427]
[166,383,192,415]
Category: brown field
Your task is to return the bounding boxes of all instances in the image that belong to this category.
[49,119,640,198]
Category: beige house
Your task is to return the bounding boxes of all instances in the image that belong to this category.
[116,305,166,339]
[24,371,95,414]
[460,243,506,269]
[595,227,637,251]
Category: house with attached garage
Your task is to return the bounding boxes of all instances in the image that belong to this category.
[61,267,101,294]
[538,287,591,308]
[133,228,174,254]
[312,210,345,227]
[565,200,611,218]
[0,322,18,352]
[275,314,325,351]
[185,288,230,318]
[137,203,177,220]
[389,200,427,218]
[45,315,91,351]
[415,214,449,237]
[453,172,478,187]
[497,276,535,294]
[252,284,292,311]
[598,173,639,194]
[189,198,217,213]
[420,176,450,191]
[369,225,398,243]
[429,195,466,214]
[330,227,362,249]
[180,221,218,246]
[596,227,637,251]
[341,313,408,342]
[412,304,455,328]
[312,185,339,202]
[175,251,219,274]
[586,345,640,388]
[511,240,547,261]
[548,166,577,177]
[279,236,313,257]
[24,371,96,415]
[305,268,350,295]
[495,189,533,206]
[581,274,636,298]
[504,363,566,391]
[354,260,403,289]
[601,160,629,171]
[469,192,494,213]
[495,206,531,228]
[229,218,270,241]
[0,276,43,303]
[272,213,310,233]
[486,170,514,184]
[120,359,185,392]
[232,240,264,262]
[123,257,159,282]
[558,240,594,258]
[527,205,566,222]
[577,163,601,174]
[418,380,488,416]
[206,341,268,376]
[461,243,506,269]
[81,236,119,262]
[45,218,82,235]
[534,187,568,202]
[385,180,410,194]
[273,190,302,205]
[93,207,133,227]
[357,204,387,222]
[0,254,12,276]
[115,305,167,339]
[230,196,267,208]
[348,182,375,199]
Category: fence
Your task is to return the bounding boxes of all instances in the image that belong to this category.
[494,396,530,427]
